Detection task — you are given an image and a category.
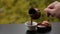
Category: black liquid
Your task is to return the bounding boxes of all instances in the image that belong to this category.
[29,8,36,14]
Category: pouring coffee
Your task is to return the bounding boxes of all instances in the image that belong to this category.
[28,7,41,29]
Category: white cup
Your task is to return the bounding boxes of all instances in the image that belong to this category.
[25,21,37,31]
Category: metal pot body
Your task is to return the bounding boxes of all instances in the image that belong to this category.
[29,8,41,19]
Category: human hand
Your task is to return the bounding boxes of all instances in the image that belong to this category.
[44,1,60,19]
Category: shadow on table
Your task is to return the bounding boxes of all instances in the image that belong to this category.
[26,30,37,34]
[26,28,52,34]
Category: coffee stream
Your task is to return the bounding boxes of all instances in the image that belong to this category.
[31,17,33,26]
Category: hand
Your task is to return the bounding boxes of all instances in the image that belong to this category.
[44,1,60,19]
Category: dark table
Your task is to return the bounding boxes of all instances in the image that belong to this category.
[0,22,60,34]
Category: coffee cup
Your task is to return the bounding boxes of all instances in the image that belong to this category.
[25,21,37,31]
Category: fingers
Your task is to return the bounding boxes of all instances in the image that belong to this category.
[44,7,56,17]
[47,1,59,8]
[44,8,51,17]
[45,1,59,12]
[44,1,59,17]
[44,1,60,19]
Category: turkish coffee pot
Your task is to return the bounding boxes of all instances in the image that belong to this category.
[29,7,41,20]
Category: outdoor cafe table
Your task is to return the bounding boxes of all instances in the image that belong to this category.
[0,22,60,34]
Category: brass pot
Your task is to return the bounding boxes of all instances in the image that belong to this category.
[29,7,41,19]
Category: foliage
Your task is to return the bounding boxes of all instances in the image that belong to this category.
[0,0,60,24]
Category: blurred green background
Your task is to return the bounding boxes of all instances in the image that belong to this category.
[0,0,60,24]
